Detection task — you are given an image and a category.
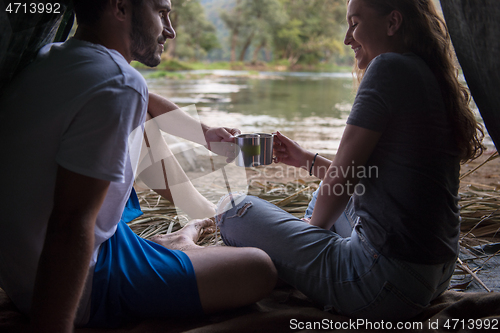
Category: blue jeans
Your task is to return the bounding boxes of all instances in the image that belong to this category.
[305,183,356,238]
[216,192,455,321]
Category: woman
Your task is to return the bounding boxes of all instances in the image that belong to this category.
[216,0,483,321]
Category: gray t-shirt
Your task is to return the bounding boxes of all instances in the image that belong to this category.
[0,38,148,323]
[347,52,461,264]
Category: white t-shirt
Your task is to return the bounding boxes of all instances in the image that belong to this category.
[0,38,148,323]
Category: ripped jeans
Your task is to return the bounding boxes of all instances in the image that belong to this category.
[216,192,455,321]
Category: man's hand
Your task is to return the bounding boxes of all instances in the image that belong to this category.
[204,126,241,161]
[204,126,240,145]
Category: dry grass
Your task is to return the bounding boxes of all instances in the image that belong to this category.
[128,152,500,292]
[128,179,321,247]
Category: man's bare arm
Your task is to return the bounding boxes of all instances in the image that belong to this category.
[148,93,207,143]
[148,92,180,115]
[30,166,110,333]
[147,92,240,147]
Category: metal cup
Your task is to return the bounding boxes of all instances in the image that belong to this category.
[255,133,274,165]
[235,134,261,167]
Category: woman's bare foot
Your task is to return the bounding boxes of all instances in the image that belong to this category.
[149,218,216,251]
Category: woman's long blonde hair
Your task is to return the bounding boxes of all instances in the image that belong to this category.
[351,0,484,162]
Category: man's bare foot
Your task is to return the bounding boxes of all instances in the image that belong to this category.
[149,218,216,251]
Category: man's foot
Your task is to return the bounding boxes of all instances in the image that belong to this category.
[149,218,216,251]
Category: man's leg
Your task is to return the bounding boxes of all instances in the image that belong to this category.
[186,246,277,313]
[87,218,276,328]
[138,113,216,219]
[150,218,277,314]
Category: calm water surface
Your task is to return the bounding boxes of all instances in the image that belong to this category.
[144,70,491,155]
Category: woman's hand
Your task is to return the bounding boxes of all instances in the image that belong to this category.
[273,131,312,168]
[301,217,312,224]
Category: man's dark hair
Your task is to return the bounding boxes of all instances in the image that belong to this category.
[72,0,108,25]
[72,0,142,26]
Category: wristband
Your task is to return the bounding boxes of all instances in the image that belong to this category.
[309,153,319,176]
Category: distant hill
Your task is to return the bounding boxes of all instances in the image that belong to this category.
[200,0,234,21]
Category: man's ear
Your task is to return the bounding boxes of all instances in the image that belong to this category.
[110,0,128,22]
[387,10,403,36]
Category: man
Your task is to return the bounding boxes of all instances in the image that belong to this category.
[0,0,277,332]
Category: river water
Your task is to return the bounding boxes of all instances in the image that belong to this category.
[144,69,492,156]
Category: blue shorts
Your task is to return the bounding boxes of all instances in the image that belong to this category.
[86,189,203,328]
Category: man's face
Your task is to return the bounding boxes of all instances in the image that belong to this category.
[130,0,175,67]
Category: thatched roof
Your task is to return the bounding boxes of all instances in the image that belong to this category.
[0,0,73,92]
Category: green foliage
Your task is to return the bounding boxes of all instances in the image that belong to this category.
[188,61,233,70]
[276,19,303,50]
[145,60,351,73]
[270,59,291,67]
[130,61,149,69]
[146,71,187,79]
[133,59,193,71]
[229,61,245,70]
[220,0,287,62]
[216,0,349,66]
[157,59,194,71]
[273,0,348,66]
[162,0,353,68]
[168,0,220,61]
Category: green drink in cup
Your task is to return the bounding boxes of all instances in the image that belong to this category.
[241,144,261,156]
[235,134,261,167]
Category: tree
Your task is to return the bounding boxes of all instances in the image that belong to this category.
[220,0,286,62]
[236,0,286,62]
[167,0,220,61]
[273,0,347,66]
[219,0,244,62]
[219,0,347,66]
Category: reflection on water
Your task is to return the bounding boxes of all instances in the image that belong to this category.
[146,70,357,155]
[144,70,492,155]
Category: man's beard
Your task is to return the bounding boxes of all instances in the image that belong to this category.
[130,9,162,67]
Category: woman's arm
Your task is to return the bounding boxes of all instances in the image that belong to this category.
[309,124,381,229]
